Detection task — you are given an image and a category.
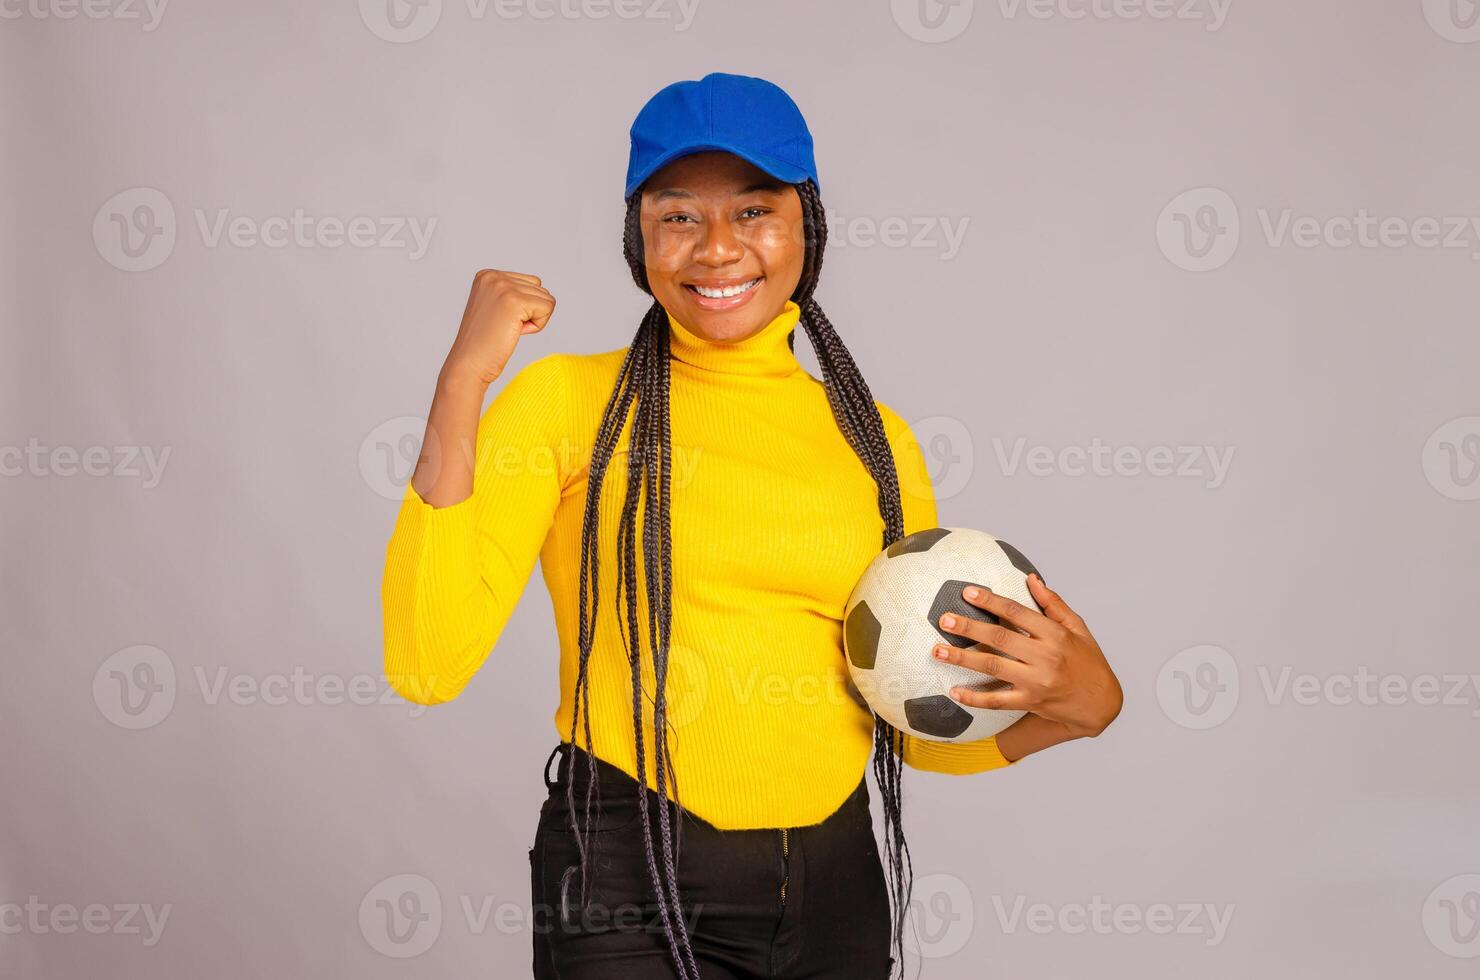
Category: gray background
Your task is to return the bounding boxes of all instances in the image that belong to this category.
[3,0,1478,976]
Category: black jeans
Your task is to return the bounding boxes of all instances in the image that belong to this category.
[529,742,895,979]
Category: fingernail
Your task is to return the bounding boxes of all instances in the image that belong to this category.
[940,614,956,629]
[933,646,949,660]
[963,586,980,600]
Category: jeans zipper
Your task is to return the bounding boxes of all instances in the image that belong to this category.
[779,828,791,907]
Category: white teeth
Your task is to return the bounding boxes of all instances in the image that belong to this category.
[692,278,759,299]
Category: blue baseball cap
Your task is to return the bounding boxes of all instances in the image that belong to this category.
[624,72,819,200]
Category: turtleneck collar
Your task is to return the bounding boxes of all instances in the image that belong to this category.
[666,300,802,379]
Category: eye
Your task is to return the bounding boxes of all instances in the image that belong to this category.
[738,206,771,220]
[663,213,697,224]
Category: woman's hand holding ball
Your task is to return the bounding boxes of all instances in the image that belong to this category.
[933,574,1124,754]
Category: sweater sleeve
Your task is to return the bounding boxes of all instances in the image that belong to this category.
[381,354,570,705]
[876,402,1016,776]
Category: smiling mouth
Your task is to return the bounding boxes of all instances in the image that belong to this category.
[685,277,763,300]
[683,276,765,312]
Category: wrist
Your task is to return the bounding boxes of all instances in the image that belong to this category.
[1062,707,1118,740]
[996,713,1079,762]
[438,359,495,394]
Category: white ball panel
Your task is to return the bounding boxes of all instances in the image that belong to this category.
[844,527,1041,743]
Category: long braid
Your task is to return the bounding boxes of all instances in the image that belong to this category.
[564,195,701,976]
[793,180,914,978]
[566,179,914,980]
[564,306,646,911]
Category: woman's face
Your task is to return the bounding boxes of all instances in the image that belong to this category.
[639,152,805,343]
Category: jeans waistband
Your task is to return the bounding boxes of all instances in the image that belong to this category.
[541,741,873,830]
[543,741,645,797]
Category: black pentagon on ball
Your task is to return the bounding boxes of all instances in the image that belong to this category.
[885,527,951,558]
[904,695,974,738]
[928,579,1000,648]
[844,600,881,670]
[995,539,1042,584]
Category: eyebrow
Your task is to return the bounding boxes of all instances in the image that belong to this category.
[648,180,788,202]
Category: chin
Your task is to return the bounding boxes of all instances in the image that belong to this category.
[685,307,764,342]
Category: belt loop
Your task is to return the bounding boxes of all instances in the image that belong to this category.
[543,742,567,791]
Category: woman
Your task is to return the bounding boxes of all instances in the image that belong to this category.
[382,72,1123,979]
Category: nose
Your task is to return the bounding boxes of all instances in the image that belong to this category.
[693,219,744,268]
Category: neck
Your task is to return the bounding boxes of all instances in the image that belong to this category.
[665,301,802,379]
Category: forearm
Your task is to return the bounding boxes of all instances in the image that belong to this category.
[382,481,490,705]
[994,713,1081,762]
[412,362,491,508]
[383,354,568,706]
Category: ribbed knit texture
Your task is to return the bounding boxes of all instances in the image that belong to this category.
[381,300,1012,830]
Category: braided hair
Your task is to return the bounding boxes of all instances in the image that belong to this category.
[562,178,914,979]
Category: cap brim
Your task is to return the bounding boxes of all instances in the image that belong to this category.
[625,142,812,199]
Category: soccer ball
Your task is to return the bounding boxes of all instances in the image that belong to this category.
[843,527,1043,742]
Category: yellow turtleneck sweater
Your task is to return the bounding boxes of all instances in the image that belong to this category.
[381,300,1013,830]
